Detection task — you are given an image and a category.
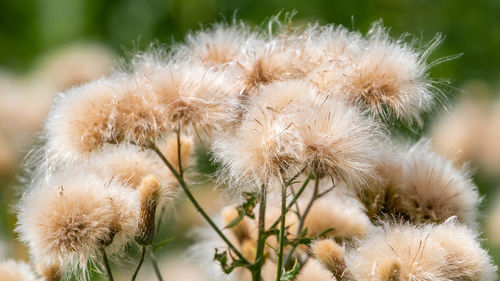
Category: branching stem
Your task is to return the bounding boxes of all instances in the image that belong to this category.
[148,141,251,266]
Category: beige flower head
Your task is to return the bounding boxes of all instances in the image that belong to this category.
[17,173,139,274]
[346,221,497,281]
[0,260,39,281]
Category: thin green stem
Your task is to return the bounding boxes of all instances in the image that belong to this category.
[101,248,114,281]
[176,129,183,178]
[283,174,320,268]
[252,184,267,281]
[150,250,164,281]
[131,246,147,281]
[275,182,287,281]
[149,141,250,266]
[269,171,312,230]
[296,176,319,233]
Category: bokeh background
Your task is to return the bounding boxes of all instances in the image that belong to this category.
[1,0,500,280]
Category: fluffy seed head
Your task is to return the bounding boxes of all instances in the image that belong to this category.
[345,221,497,281]
[397,140,480,227]
[212,96,303,186]
[17,173,139,273]
[311,23,435,124]
[303,183,372,239]
[149,63,240,133]
[182,23,257,67]
[293,94,384,187]
[0,260,38,281]
[45,78,120,162]
[112,76,166,146]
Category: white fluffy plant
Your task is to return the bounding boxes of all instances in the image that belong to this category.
[12,16,496,281]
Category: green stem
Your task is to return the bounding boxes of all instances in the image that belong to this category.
[252,184,267,281]
[131,246,147,281]
[101,248,114,281]
[150,250,164,281]
[149,141,250,266]
[176,129,183,178]
[275,182,287,281]
[269,171,312,230]
[283,174,320,268]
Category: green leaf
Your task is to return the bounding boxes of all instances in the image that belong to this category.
[225,211,244,228]
[152,237,175,252]
[225,191,258,229]
[213,249,247,274]
[281,259,300,281]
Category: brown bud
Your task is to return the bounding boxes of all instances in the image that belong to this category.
[135,175,161,245]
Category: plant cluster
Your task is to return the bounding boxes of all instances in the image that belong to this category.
[2,17,497,281]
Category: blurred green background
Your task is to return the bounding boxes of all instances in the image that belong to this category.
[1,0,500,279]
[1,0,499,85]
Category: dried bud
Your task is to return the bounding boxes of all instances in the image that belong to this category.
[135,175,161,245]
[311,239,349,280]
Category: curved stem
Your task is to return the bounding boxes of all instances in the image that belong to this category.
[101,248,114,281]
[269,171,312,230]
[149,141,250,266]
[252,184,267,281]
[175,129,183,178]
[150,250,164,281]
[283,173,321,268]
[275,182,287,281]
[131,246,147,281]
[296,176,320,233]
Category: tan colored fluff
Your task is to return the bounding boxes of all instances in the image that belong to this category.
[37,262,61,281]
[303,184,372,240]
[213,80,383,188]
[356,146,404,221]
[157,134,194,174]
[0,260,39,281]
[292,93,383,188]
[112,76,166,146]
[311,24,435,124]
[311,239,348,279]
[45,78,121,162]
[397,140,480,227]
[17,173,139,274]
[149,62,240,133]
[85,144,175,190]
[430,97,486,165]
[358,140,480,228]
[238,38,317,92]
[182,23,258,67]
[212,86,304,186]
[345,221,497,281]
[136,176,162,245]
